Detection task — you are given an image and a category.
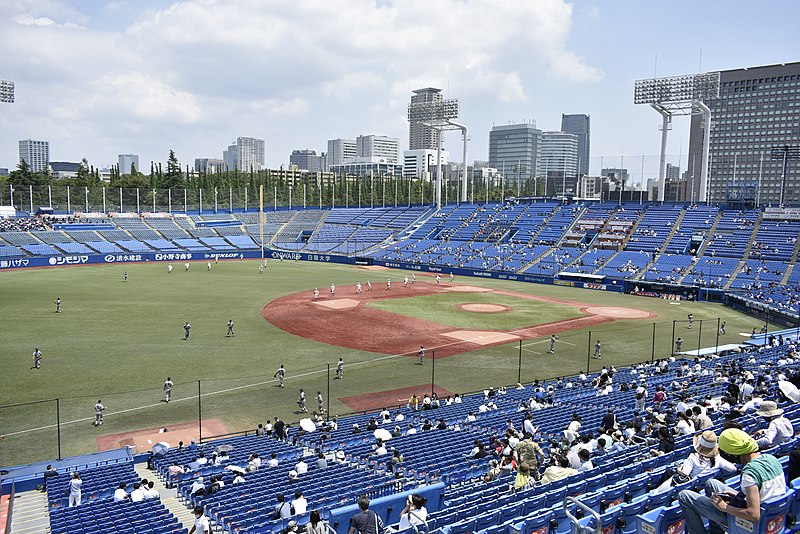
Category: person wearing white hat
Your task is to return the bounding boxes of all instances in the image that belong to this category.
[656,430,736,492]
[753,401,793,449]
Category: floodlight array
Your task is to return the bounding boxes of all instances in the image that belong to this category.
[407,98,459,122]
[633,72,720,105]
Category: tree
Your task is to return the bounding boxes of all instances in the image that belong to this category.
[158,150,185,189]
[9,159,51,186]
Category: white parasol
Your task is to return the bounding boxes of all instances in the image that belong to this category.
[299,418,317,433]
[373,428,392,441]
[779,380,800,403]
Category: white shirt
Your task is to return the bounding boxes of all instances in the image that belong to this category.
[232,475,245,484]
[292,496,308,515]
[267,458,279,467]
[69,478,82,495]
[193,514,211,534]
[398,507,428,531]
[144,487,160,500]
[756,416,794,448]
[295,461,308,474]
[130,488,145,502]
[113,488,129,502]
[190,481,205,495]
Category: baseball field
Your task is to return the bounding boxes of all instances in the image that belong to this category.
[0,259,774,467]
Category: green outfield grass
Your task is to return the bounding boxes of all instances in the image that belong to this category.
[0,260,777,467]
[366,292,584,330]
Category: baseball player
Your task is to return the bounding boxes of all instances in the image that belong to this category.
[336,357,344,380]
[168,263,173,274]
[31,347,42,369]
[436,275,441,284]
[94,400,106,426]
[316,391,325,414]
[185,261,190,272]
[411,273,416,284]
[330,283,336,297]
[449,272,454,282]
[550,335,559,354]
[386,279,391,290]
[594,340,602,359]
[313,288,319,301]
[404,276,408,288]
[355,282,362,294]
[367,280,372,291]
[183,322,191,340]
[297,389,308,413]
[123,272,128,282]
[418,345,425,365]
[164,377,174,403]
[274,365,286,388]
[687,314,694,329]
[54,297,61,313]
[226,320,235,337]
[675,337,684,353]
[207,261,212,271]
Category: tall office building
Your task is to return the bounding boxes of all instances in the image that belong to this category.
[223,136,265,171]
[118,154,139,175]
[194,158,226,173]
[488,123,542,186]
[541,132,579,196]
[403,149,450,178]
[356,135,400,164]
[687,62,800,204]
[408,88,443,150]
[560,114,590,176]
[327,139,357,166]
[289,149,323,172]
[666,163,681,181]
[18,139,50,172]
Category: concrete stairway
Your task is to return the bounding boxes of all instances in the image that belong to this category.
[9,490,49,534]
[133,463,195,530]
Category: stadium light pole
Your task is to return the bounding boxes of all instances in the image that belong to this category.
[671,320,676,355]
[518,340,523,384]
[650,323,656,363]
[696,320,703,355]
[56,397,62,460]
[586,331,592,373]
[431,350,435,397]
[326,364,331,423]
[715,318,720,354]
[198,380,203,443]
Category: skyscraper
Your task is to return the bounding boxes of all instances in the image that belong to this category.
[222,137,265,171]
[326,139,357,166]
[18,139,49,172]
[289,149,323,172]
[560,114,590,176]
[488,123,542,186]
[408,88,443,150]
[356,135,400,163]
[687,62,800,204]
[118,154,139,175]
[541,132,579,196]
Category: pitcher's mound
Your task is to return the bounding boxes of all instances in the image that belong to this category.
[314,299,360,310]
[584,306,653,319]
[458,303,510,313]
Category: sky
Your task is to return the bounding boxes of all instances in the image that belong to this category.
[0,0,798,182]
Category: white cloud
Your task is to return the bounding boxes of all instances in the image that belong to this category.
[0,0,605,167]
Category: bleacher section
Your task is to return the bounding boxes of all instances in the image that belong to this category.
[3,203,799,319]
[6,331,800,534]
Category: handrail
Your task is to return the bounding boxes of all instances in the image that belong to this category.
[563,495,601,534]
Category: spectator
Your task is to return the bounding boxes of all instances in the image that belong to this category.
[306,510,329,534]
[652,426,675,456]
[295,457,308,474]
[678,428,786,533]
[348,495,386,534]
[113,482,130,502]
[145,481,160,500]
[68,472,82,507]
[373,439,387,456]
[291,490,308,515]
[541,454,578,485]
[189,477,205,497]
[753,401,794,449]
[576,449,593,472]
[655,430,737,492]
[268,452,279,467]
[515,433,545,480]
[283,520,300,534]
[273,494,293,519]
[189,505,210,534]
[316,452,328,469]
[513,463,536,491]
[130,482,144,502]
[398,494,428,530]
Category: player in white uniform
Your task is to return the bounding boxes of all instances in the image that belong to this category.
[164,377,174,403]
[226,320,235,337]
[417,346,425,365]
[185,262,190,271]
[550,335,558,354]
[313,288,319,301]
[297,389,308,413]
[168,263,173,274]
[274,365,286,388]
[316,391,325,414]
[94,400,106,426]
[336,357,344,379]
[31,347,42,369]
[330,283,336,297]
[449,272,454,282]
[355,282,362,294]
[404,276,408,287]
[207,262,212,271]
[412,273,416,284]
[436,274,441,284]
[386,279,391,290]
[367,280,372,291]
[183,322,191,340]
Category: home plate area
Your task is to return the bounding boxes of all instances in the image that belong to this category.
[442,330,520,346]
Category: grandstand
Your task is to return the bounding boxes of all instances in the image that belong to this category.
[5,340,800,534]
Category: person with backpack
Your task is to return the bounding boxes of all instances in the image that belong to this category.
[348,495,386,534]
[272,493,294,520]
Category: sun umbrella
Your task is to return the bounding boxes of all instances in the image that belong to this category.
[224,465,246,474]
[779,380,800,403]
[373,428,392,441]
[152,441,170,458]
[215,444,234,453]
[299,418,317,433]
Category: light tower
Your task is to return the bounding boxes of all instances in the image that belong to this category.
[408,91,466,208]
[634,72,719,202]
[0,80,14,103]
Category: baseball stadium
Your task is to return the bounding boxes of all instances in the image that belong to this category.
[1,187,800,534]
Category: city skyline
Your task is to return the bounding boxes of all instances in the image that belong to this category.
[0,1,797,179]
